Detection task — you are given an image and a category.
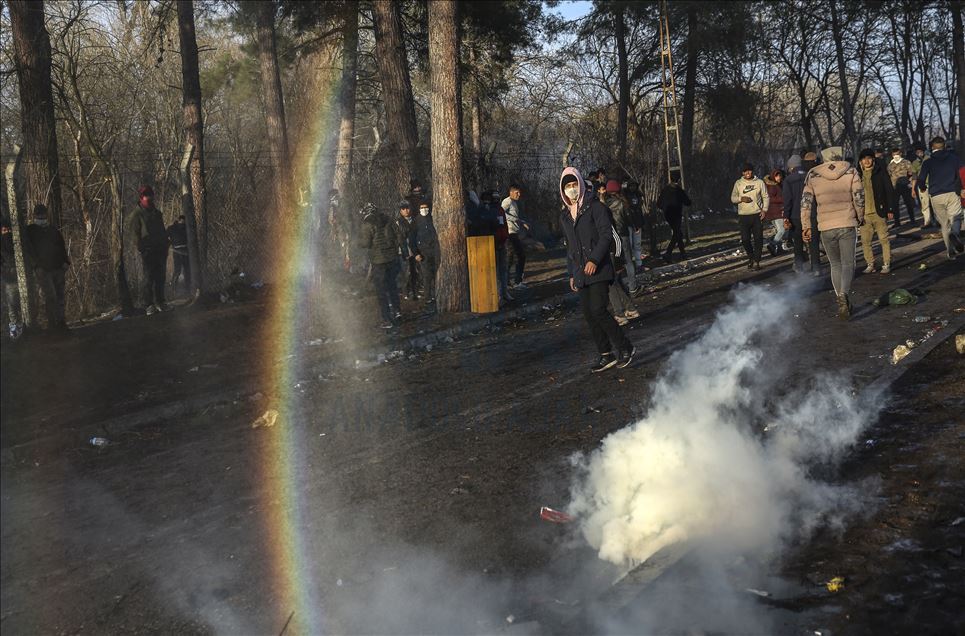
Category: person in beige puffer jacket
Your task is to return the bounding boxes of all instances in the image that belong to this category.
[801,146,865,320]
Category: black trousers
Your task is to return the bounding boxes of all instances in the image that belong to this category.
[738,214,764,263]
[508,234,526,284]
[141,248,167,307]
[172,250,190,290]
[893,184,916,226]
[419,250,439,301]
[789,218,806,267]
[579,280,630,355]
[403,256,420,296]
[664,211,686,258]
[372,260,401,322]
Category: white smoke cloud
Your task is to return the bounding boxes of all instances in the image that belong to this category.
[568,281,882,571]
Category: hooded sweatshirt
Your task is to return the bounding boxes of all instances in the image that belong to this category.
[800,161,865,233]
[558,166,614,288]
[730,175,769,215]
[916,148,964,197]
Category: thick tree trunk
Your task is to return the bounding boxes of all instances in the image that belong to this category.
[177,0,208,278]
[615,5,629,167]
[681,3,698,169]
[254,0,291,218]
[469,47,482,192]
[428,0,467,313]
[9,0,63,228]
[333,3,359,200]
[373,0,420,196]
[829,1,858,154]
[952,0,965,155]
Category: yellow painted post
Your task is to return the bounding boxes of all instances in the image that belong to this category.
[467,235,499,313]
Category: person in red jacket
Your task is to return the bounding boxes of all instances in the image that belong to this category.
[764,169,786,256]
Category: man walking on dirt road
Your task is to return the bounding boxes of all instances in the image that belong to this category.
[560,167,634,372]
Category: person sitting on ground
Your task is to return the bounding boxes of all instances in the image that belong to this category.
[801,146,864,320]
[358,203,402,329]
[127,185,170,315]
[731,163,769,270]
[559,167,635,372]
[657,174,692,264]
[25,204,70,330]
[857,148,896,274]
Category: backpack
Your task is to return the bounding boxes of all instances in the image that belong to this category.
[580,200,622,258]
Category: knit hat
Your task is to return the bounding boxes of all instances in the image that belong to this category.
[858,148,876,160]
[787,154,802,170]
[821,146,844,162]
[561,174,579,187]
[398,200,411,209]
[605,179,621,193]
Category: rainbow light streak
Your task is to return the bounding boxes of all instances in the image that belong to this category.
[258,64,343,635]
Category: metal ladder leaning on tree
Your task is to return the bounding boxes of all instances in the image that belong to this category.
[658,0,689,242]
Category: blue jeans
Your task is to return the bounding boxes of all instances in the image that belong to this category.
[770,219,786,245]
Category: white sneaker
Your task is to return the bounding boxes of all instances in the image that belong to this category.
[880,264,890,274]
[863,264,875,274]
[614,314,629,326]
[145,304,157,316]
[625,309,640,320]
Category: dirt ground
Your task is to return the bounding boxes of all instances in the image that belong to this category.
[1,230,963,634]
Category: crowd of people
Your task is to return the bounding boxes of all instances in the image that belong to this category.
[1,185,194,339]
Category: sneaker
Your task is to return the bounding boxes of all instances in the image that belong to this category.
[625,309,640,320]
[156,302,169,312]
[393,310,403,321]
[8,323,22,340]
[747,260,754,270]
[379,321,394,330]
[766,243,777,257]
[863,264,875,274]
[836,294,851,321]
[502,291,514,301]
[515,281,528,290]
[145,304,157,316]
[616,345,636,368]
[880,264,890,274]
[951,232,964,253]
[811,268,822,278]
[614,314,629,326]
[590,353,618,373]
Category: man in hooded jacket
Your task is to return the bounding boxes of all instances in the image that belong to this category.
[560,167,634,372]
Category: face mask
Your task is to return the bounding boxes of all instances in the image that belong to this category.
[420,209,429,216]
[891,156,902,163]
[565,186,579,201]
[35,219,49,227]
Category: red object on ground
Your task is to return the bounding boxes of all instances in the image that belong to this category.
[540,506,574,523]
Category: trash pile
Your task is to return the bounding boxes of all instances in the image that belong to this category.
[890,318,950,364]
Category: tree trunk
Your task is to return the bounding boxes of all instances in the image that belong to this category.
[177,0,209,279]
[468,47,482,192]
[614,5,629,167]
[829,1,858,154]
[333,2,359,200]
[9,0,63,228]
[428,0,467,313]
[254,0,290,222]
[681,3,698,169]
[952,0,965,155]
[373,0,420,196]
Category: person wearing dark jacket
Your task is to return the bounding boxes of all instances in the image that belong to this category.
[782,155,808,272]
[605,179,639,294]
[395,201,420,299]
[560,167,634,372]
[25,204,70,329]
[1,217,23,339]
[414,200,440,312]
[916,136,964,258]
[656,175,692,263]
[358,203,402,328]
[127,186,169,314]
[167,215,189,294]
[801,151,823,275]
[857,148,895,273]
[623,180,646,267]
